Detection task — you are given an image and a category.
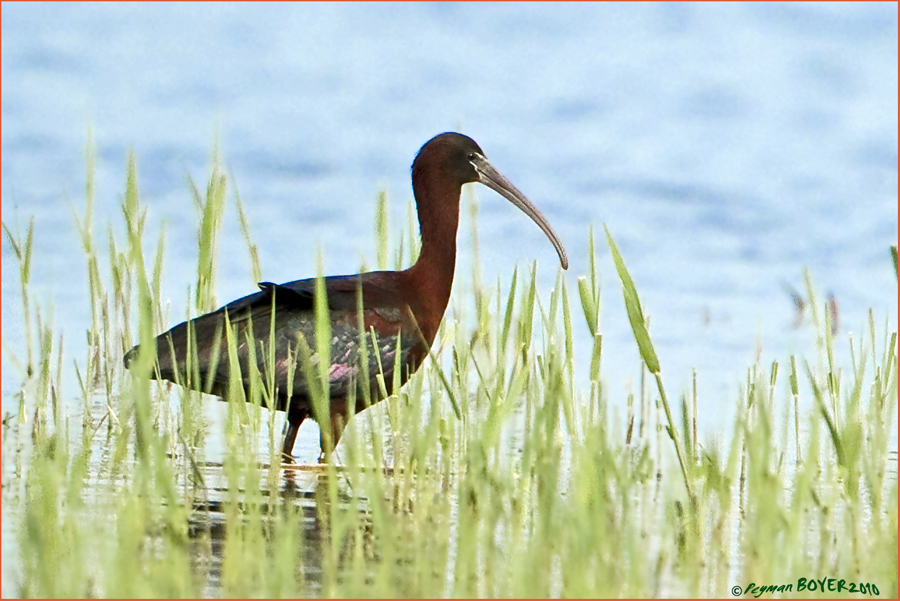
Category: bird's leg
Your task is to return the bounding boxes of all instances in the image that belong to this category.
[281,408,308,464]
[317,400,348,463]
[281,421,300,463]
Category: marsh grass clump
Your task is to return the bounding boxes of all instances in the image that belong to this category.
[1,142,896,598]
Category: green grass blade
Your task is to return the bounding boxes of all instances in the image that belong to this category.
[603,225,660,374]
[891,245,897,280]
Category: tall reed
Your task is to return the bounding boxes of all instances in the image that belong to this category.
[2,143,896,597]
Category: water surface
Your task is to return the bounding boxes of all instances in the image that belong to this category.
[2,1,897,449]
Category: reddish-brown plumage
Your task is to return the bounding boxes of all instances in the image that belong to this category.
[124,132,568,462]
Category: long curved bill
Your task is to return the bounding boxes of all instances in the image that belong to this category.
[472,155,569,270]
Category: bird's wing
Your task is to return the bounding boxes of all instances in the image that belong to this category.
[129,271,417,399]
[214,274,362,325]
[252,271,403,315]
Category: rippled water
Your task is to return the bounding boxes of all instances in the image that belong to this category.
[2,2,896,460]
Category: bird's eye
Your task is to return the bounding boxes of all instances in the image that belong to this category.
[467,152,476,162]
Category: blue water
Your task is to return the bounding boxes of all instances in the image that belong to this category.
[2,2,897,442]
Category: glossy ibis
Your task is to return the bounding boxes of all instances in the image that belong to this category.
[123,132,568,462]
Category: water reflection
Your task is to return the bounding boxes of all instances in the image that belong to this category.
[186,463,328,596]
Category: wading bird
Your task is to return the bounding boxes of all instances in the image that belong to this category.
[124,132,568,461]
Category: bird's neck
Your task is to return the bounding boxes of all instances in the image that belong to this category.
[405,177,462,344]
